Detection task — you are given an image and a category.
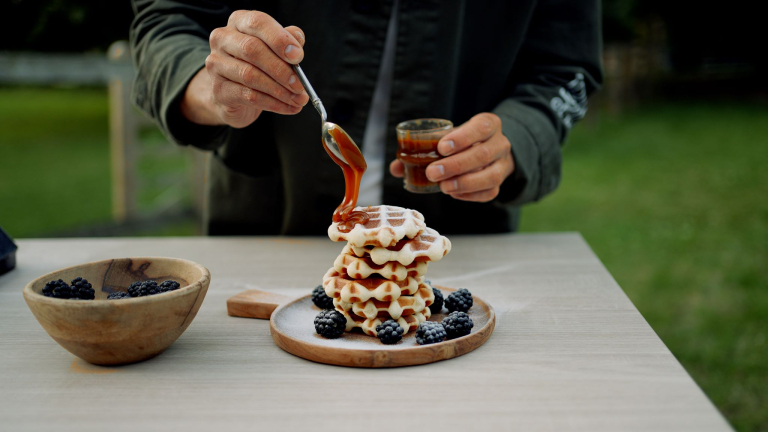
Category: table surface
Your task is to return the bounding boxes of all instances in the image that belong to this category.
[0,234,731,432]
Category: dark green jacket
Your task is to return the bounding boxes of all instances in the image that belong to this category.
[130,0,602,236]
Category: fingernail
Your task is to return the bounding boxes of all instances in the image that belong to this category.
[439,140,455,156]
[291,91,308,105]
[285,45,302,62]
[426,164,444,181]
[288,74,305,93]
[441,180,458,193]
[294,31,304,45]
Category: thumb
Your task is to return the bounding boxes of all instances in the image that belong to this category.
[390,159,404,178]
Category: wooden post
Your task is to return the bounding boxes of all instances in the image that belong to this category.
[107,41,137,222]
[187,148,208,219]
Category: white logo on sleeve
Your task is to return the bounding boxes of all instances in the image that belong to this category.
[550,73,587,129]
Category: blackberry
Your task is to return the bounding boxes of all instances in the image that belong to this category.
[314,310,346,339]
[127,280,160,297]
[107,292,131,300]
[429,286,444,314]
[442,311,474,339]
[311,285,334,309]
[158,280,181,293]
[376,320,404,344]
[70,277,95,300]
[42,279,70,299]
[415,321,446,345]
[445,288,473,312]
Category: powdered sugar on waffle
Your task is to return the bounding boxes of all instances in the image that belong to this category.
[328,205,426,247]
[339,308,431,336]
[334,244,429,281]
[334,281,435,319]
[322,268,421,303]
[349,227,452,265]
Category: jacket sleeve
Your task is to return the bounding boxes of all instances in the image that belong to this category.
[130,0,235,150]
[494,0,603,205]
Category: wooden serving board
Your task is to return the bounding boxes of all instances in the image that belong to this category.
[226,286,495,368]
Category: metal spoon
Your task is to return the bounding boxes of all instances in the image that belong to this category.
[292,64,358,165]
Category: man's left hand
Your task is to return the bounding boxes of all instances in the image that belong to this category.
[390,113,514,202]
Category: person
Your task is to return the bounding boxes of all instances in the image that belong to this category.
[130,0,602,236]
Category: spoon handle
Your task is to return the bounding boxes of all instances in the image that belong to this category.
[292,64,327,122]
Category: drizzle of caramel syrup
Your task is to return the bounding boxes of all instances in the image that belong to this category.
[322,125,369,232]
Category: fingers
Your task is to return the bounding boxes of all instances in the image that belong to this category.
[284,26,305,47]
[443,155,510,203]
[436,113,501,156]
[393,112,511,203]
[210,78,261,129]
[212,77,301,120]
[210,27,306,95]
[205,52,308,108]
[438,154,513,195]
[389,159,404,178]
[449,187,501,202]
[228,10,304,64]
[425,134,511,182]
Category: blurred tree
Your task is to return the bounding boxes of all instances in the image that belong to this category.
[602,0,638,43]
[603,0,766,74]
[1,0,133,52]
[2,0,765,77]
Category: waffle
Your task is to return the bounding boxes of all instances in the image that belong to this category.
[339,308,430,336]
[348,227,452,265]
[328,205,426,247]
[322,268,421,303]
[334,244,429,281]
[334,281,435,319]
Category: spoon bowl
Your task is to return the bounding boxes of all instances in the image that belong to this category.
[322,122,360,164]
[292,64,361,164]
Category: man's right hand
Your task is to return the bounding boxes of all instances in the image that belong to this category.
[181,10,309,128]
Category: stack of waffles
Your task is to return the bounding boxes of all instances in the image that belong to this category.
[324,205,451,336]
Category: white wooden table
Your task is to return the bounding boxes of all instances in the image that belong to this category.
[0,234,731,431]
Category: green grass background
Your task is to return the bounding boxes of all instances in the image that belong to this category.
[0,87,112,236]
[520,103,768,432]
[0,87,196,237]
[0,87,766,431]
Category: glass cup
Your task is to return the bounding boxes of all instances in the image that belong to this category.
[396,118,453,193]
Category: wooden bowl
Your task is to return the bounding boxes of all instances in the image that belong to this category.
[23,257,210,366]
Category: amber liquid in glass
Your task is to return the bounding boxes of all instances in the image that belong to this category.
[397,135,441,193]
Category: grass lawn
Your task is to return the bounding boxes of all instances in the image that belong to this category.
[520,103,768,432]
[0,87,765,431]
[0,87,196,237]
[0,87,113,236]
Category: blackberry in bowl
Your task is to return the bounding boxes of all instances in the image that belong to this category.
[23,257,211,365]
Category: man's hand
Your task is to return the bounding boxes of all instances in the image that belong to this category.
[181,10,310,128]
[390,113,514,202]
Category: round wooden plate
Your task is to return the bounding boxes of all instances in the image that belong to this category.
[268,287,495,368]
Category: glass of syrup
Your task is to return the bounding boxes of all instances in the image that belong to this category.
[396,118,453,193]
